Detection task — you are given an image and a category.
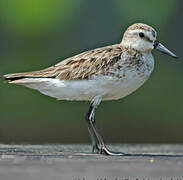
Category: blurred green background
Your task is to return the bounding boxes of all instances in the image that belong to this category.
[0,0,182,144]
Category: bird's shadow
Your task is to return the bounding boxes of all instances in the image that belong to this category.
[77,152,183,158]
[122,153,183,157]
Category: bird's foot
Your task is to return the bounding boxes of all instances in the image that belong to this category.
[100,145,125,156]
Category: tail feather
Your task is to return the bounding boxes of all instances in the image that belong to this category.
[4,72,42,83]
[4,68,57,83]
[4,73,43,81]
[4,73,31,81]
[3,74,56,86]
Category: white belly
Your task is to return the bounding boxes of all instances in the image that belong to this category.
[102,74,149,100]
[23,71,150,101]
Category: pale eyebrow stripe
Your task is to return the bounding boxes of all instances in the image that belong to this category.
[128,29,141,34]
[129,30,153,43]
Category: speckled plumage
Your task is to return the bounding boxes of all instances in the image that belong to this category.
[4,23,157,101]
[4,45,150,81]
[3,23,178,155]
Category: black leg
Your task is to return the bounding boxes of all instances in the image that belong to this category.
[86,96,125,156]
[85,103,100,153]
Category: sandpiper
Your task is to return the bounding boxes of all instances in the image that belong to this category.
[4,23,178,156]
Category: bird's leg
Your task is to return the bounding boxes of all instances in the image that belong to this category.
[87,96,125,156]
[85,102,100,153]
[91,122,125,156]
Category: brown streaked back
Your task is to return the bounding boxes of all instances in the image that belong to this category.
[4,44,125,82]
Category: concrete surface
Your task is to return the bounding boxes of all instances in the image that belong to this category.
[0,144,183,180]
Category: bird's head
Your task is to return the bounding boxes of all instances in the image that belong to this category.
[121,23,177,58]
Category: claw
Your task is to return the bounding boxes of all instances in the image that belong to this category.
[100,146,125,156]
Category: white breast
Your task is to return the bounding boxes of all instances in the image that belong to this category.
[100,52,154,100]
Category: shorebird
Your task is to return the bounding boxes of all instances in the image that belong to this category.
[4,23,178,156]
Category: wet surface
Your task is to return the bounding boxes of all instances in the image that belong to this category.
[0,144,183,180]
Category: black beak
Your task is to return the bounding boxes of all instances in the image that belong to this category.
[153,40,178,59]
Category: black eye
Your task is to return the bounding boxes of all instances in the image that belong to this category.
[139,32,144,38]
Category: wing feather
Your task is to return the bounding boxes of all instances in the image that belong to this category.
[4,44,131,82]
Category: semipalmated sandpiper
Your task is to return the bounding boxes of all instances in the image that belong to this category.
[4,23,178,155]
